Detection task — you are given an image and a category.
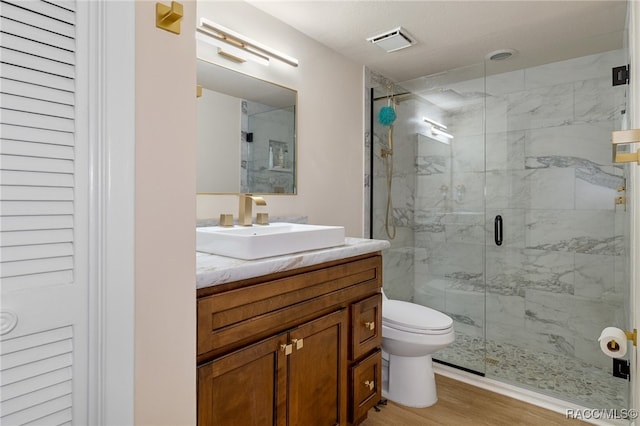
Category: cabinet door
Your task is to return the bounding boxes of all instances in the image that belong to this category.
[288,309,348,426]
[198,333,288,426]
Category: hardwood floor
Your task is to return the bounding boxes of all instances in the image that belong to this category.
[360,374,586,426]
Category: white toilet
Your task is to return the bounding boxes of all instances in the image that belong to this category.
[381,289,455,408]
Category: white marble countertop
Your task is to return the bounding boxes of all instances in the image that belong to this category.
[196,237,390,289]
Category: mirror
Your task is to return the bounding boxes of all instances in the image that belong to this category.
[196,59,297,194]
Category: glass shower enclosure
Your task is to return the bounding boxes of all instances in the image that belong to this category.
[371,46,630,409]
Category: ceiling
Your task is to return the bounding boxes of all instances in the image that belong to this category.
[248,0,628,83]
[197,58,296,108]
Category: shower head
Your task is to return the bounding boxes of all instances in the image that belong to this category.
[486,49,518,61]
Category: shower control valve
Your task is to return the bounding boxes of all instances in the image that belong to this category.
[440,185,448,199]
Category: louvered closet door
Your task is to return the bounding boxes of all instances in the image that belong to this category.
[0,1,89,425]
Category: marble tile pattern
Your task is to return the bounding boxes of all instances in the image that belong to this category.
[368,49,630,409]
[240,100,249,191]
[196,237,390,289]
[241,101,295,194]
[369,72,419,299]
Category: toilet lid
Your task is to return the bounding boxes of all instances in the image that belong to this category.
[383,300,453,332]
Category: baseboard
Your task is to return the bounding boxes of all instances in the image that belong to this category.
[434,363,627,426]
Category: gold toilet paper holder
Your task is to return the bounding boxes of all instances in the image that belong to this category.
[625,329,637,347]
[606,330,636,352]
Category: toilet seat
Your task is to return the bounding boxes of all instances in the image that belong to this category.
[383,300,453,335]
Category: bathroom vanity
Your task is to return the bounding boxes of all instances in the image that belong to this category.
[196,238,389,425]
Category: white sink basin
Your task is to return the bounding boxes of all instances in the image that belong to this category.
[196,222,346,260]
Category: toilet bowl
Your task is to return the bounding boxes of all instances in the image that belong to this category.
[381,290,454,408]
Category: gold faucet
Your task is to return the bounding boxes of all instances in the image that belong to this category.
[238,193,267,226]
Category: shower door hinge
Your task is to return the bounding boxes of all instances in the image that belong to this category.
[613,358,630,381]
[612,65,630,86]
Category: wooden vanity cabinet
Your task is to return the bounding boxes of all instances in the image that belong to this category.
[197,252,383,426]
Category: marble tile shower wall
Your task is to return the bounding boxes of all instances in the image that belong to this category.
[241,103,295,193]
[414,49,628,370]
[370,69,417,301]
[241,100,249,190]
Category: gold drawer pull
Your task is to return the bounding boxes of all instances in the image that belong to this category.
[364,321,375,331]
[364,380,375,391]
[280,344,292,355]
[292,338,304,350]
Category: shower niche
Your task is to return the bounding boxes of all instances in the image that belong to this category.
[370,46,630,410]
[268,140,291,171]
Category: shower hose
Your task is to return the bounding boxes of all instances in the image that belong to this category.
[383,127,396,240]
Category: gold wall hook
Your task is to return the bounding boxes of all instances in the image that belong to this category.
[612,129,640,164]
[156,1,183,35]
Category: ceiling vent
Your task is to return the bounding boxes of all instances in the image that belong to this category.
[367,27,416,53]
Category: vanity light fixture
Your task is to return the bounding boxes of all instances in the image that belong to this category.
[423,117,453,139]
[423,116,448,130]
[197,18,299,67]
[431,127,454,139]
[196,32,269,66]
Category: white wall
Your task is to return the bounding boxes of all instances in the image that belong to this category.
[195,1,365,237]
[197,88,241,192]
[135,1,196,424]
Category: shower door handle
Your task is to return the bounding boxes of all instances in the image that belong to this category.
[494,215,503,246]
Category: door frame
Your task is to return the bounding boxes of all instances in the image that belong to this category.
[84,1,136,424]
[629,0,640,420]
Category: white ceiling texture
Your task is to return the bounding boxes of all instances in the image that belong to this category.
[248,0,628,82]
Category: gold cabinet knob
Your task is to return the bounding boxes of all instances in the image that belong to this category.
[292,338,304,350]
[364,321,375,331]
[364,380,375,391]
[280,344,292,355]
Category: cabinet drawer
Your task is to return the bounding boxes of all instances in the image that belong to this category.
[198,255,382,359]
[350,293,382,361]
[349,349,381,424]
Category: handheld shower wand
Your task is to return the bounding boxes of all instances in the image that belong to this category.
[378,83,397,240]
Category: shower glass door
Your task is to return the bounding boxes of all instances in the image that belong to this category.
[372,63,488,375]
[371,41,630,410]
[483,46,630,409]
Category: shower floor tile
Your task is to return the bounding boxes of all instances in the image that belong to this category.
[435,332,627,410]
